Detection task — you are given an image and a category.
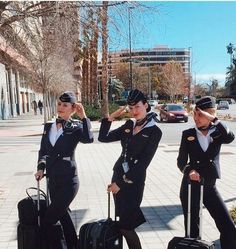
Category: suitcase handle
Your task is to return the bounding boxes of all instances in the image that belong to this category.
[26,187,46,200]
[107,192,117,221]
[187,177,204,239]
[35,175,50,227]
[108,191,111,219]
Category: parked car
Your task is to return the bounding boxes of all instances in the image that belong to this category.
[217,101,230,110]
[148,99,158,108]
[160,104,188,122]
[216,98,235,104]
[183,96,188,104]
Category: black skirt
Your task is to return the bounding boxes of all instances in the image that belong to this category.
[113,172,146,230]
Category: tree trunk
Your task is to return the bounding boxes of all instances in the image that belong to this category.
[42,84,47,124]
[101,1,109,118]
[92,19,99,106]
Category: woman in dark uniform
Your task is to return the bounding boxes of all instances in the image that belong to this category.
[98,89,162,249]
[177,96,236,249]
[35,91,93,249]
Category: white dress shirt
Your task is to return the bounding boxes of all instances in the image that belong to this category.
[195,125,220,171]
[49,122,63,146]
[195,126,216,152]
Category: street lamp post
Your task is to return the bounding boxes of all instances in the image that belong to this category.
[148,49,151,98]
[188,47,192,105]
[128,7,134,90]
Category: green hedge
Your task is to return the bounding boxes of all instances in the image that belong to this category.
[230,205,236,224]
[72,103,122,121]
[115,99,127,106]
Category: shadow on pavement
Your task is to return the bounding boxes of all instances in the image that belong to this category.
[142,205,183,230]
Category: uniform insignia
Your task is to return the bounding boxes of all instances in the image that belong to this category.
[125,129,130,133]
[187,136,195,141]
[142,134,149,138]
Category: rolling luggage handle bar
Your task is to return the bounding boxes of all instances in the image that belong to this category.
[36,173,50,227]
[187,178,204,239]
[108,192,117,221]
[37,179,41,226]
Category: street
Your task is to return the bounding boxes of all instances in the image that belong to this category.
[158,116,236,146]
[91,106,236,147]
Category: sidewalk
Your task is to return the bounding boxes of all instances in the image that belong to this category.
[1,113,236,248]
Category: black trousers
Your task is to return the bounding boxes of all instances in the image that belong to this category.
[42,178,79,249]
[180,176,236,249]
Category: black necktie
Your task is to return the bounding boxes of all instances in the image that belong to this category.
[56,118,73,130]
[135,112,159,127]
[56,118,66,125]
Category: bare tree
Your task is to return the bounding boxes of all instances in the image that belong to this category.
[1,1,162,120]
[0,2,86,122]
[113,62,151,94]
[194,83,208,97]
[158,61,187,102]
[113,62,132,90]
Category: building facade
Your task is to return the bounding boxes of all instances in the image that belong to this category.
[97,45,191,99]
[0,35,42,120]
[109,45,191,74]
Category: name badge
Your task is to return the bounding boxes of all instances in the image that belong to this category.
[122,162,129,173]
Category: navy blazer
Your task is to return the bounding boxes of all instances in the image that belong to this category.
[177,121,234,179]
[98,118,162,188]
[37,118,93,182]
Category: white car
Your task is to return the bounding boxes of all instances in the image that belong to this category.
[148,100,158,108]
[217,101,229,110]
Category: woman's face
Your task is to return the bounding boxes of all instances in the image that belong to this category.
[193,108,215,129]
[128,101,148,120]
[57,101,74,120]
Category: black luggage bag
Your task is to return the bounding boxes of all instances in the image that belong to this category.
[17,177,63,249]
[17,223,48,249]
[18,186,47,226]
[78,193,122,249]
[167,179,214,249]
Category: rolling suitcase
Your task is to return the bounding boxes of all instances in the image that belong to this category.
[17,178,48,249]
[167,179,215,249]
[78,192,122,249]
[17,177,63,249]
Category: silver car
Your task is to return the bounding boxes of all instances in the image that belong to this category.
[217,101,229,110]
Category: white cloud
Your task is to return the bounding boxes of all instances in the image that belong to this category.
[196,73,226,86]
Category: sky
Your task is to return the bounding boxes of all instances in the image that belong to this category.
[108,1,236,86]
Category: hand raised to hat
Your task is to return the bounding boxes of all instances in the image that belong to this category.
[74,103,87,120]
[108,106,126,122]
[195,107,216,122]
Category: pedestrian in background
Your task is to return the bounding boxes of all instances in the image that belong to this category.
[38,100,43,115]
[32,100,37,115]
[98,89,162,249]
[177,96,236,249]
[35,91,94,249]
